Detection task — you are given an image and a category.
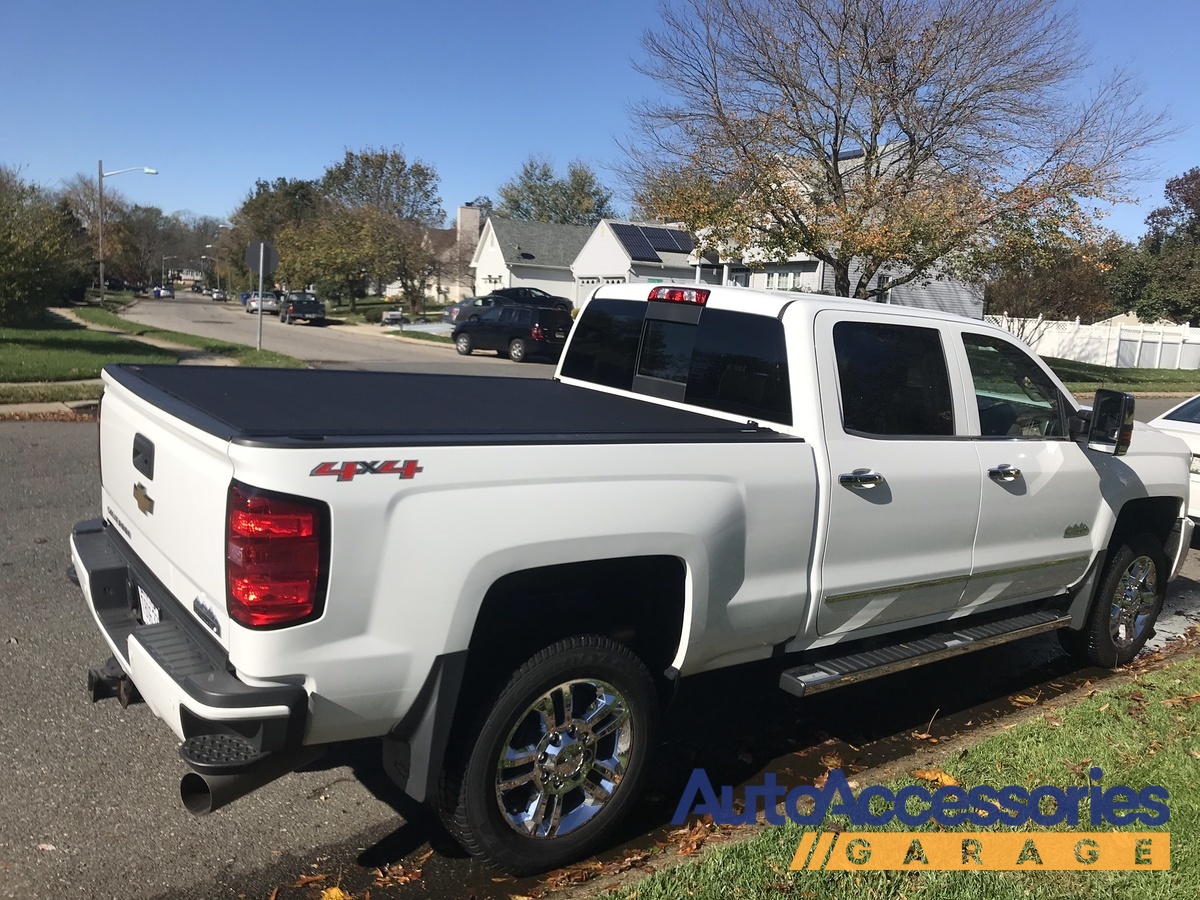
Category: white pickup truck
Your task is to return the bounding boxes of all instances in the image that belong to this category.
[71,283,1193,874]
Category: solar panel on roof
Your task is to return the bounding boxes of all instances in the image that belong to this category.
[611,223,661,263]
[668,230,694,253]
[643,226,681,253]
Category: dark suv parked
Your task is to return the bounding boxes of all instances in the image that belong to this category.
[452,305,573,362]
[486,286,572,311]
[454,287,572,322]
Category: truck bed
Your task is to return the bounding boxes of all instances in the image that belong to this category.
[105,365,799,447]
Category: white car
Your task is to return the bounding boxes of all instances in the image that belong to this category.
[1149,394,1200,518]
[246,291,280,314]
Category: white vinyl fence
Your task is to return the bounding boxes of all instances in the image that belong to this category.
[986,316,1200,370]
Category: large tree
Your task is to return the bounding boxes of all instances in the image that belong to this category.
[628,0,1173,299]
[321,146,445,228]
[0,168,89,322]
[1110,167,1200,324]
[496,157,616,226]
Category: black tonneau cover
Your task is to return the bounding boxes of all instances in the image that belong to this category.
[105,365,799,447]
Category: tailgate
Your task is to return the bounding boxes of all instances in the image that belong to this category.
[99,374,235,649]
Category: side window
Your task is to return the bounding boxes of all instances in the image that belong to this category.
[515,308,532,325]
[833,321,954,437]
[498,307,518,323]
[560,298,645,389]
[479,307,504,322]
[684,309,791,424]
[962,332,1067,437]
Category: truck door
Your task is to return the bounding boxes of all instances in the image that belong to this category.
[814,313,981,635]
[954,329,1100,607]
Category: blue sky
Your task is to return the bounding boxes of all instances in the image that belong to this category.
[0,0,1195,240]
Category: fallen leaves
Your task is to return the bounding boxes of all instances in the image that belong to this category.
[912,768,959,788]
[675,815,715,855]
[289,874,327,888]
[1161,692,1200,709]
[912,708,941,743]
[1044,711,1064,728]
[1009,692,1040,708]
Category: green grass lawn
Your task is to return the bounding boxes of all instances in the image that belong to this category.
[1047,357,1200,394]
[603,651,1200,900]
[0,317,178,382]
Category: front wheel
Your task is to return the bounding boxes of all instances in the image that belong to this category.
[440,635,658,875]
[508,338,527,362]
[455,333,472,355]
[1063,534,1166,668]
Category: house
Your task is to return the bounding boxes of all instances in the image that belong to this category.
[571,220,725,305]
[742,256,983,318]
[470,218,592,303]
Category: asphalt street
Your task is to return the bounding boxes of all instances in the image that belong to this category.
[117,294,557,377]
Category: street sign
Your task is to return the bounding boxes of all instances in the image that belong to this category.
[245,240,279,275]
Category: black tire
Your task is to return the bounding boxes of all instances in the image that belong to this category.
[439,635,658,875]
[279,310,288,324]
[1062,534,1166,668]
[508,338,528,363]
[455,333,472,355]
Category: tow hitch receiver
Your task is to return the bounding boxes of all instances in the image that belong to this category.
[87,656,140,707]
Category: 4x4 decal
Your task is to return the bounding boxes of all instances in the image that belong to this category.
[310,460,423,482]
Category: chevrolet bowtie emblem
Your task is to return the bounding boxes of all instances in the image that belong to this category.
[133,483,155,515]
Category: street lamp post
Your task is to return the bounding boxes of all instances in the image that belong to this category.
[98,159,157,306]
[161,255,178,288]
[205,244,221,291]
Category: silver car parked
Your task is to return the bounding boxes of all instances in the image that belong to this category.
[246,291,281,314]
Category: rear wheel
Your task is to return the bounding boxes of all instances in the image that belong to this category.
[509,339,528,362]
[1062,534,1166,667]
[455,333,472,355]
[439,635,657,875]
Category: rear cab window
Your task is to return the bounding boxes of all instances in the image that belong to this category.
[560,297,792,425]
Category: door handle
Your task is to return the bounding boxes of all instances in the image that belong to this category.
[839,468,884,489]
[988,464,1022,482]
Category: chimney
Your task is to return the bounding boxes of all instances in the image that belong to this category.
[457,205,482,248]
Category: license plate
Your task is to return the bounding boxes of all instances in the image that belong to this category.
[137,585,160,626]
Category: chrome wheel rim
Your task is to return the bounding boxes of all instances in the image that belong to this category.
[494,678,633,838]
[456,335,469,353]
[511,342,524,361]
[1110,555,1158,649]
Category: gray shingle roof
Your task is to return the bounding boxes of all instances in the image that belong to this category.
[488,218,594,269]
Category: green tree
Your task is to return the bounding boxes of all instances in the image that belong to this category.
[1110,168,1200,324]
[984,239,1119,342]
[496,157,615,225]
[0,168,89,323]
[321,146,445,227]
[628,0,1174,300]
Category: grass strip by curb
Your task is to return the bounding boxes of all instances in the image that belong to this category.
[72,307,305,369]
[601,651,1200,900]
[0,382,105,404]
[389,329,453,345]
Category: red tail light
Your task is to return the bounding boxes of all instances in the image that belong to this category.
[531,324,546,340]
[226,482,329,628]
[649,286,709,305]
